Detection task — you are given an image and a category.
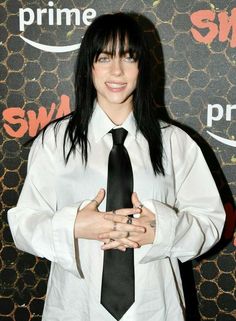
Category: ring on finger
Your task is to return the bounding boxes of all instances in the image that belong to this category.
[136,203,144,209]
[92,199,99,206]
[126,217,132,224]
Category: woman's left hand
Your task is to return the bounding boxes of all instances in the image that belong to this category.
[99,192,156,250]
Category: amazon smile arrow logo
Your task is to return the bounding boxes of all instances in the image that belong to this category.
[20,35,81,53]
[207,131,236,147]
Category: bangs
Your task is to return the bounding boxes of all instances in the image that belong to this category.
[93,30,141,62]
[86,13,143,63]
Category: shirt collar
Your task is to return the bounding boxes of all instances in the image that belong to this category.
[90,102,137,143]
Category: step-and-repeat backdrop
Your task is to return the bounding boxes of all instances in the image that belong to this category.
[1,1,235,320]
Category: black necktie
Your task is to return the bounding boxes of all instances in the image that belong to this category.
[101,128,135,320]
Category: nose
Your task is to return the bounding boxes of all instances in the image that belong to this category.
[110,58,123,76]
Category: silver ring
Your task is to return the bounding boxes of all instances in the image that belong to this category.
[92,199,99,206]
[137,203,144,209]
[113,222,117,231]
[112,209,117,214]
[127,217,132,224]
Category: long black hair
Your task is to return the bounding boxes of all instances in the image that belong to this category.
[63,12,165,175]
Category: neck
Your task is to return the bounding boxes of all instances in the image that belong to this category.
[98,101,133,125]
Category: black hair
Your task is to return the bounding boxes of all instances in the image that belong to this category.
[63,12,165,175]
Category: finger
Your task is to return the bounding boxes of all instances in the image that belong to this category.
[98,226,144,240]
[104,213,142,225]
[111,207,141,216]
[101,238,139,250]
[119,237,140,248]
[87,189,105,210]
[99,239,129,252]
[132,192,140,207]
[104,214,146,231]
[117,246,127,252]
[99,221,145,236]
[101,240,120,250]
[132,192,144,211]
[99,231,129,240]
[99,238,110,244]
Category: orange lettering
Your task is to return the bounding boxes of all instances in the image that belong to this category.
[56,95,71,118]
[218,8,236,48]
[190,10,218,44]
[27,104,56,137]
[3,108,28,138]
[2,95,72,138]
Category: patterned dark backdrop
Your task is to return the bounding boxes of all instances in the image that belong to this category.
[0,0,235,320]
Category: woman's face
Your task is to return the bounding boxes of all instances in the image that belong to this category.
[92,43,139,111]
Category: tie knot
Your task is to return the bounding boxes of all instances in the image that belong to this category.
[111,128,128,145]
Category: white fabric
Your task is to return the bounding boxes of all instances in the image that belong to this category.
[8,103,225,321]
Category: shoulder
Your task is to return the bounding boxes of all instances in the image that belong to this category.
[161,123,198,150]
[161,122,196,145]
[160,123,207,179]
[36,117,69,146]
[29,117,70,162]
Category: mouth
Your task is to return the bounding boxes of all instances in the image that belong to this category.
[105,82,127,91]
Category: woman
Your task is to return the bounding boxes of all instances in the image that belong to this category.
[8,13,225,321]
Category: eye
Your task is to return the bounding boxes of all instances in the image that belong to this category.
[97,54,110,63]
[123,54,136,62]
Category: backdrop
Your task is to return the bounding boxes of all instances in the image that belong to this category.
[0,0,235,320]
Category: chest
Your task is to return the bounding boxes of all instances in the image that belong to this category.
[55,137,176,210]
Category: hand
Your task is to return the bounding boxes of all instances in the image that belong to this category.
[74,189,106,240]
[99,206,146,251]
[100,192,156,249]
[74,189,145,251]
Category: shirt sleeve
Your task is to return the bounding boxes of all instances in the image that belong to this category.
[7,127,83,277]
[140,127,226,264]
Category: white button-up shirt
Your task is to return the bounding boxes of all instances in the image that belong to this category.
[8,104,225,321]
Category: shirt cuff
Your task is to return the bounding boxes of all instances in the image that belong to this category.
[73,199,92,278]
[139,199,177,264]
[52,202,86,277]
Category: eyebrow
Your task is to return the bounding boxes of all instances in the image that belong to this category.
[99,51,112,55]
[99,50,134,55]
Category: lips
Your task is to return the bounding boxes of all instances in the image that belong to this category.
[105,82,127,90]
